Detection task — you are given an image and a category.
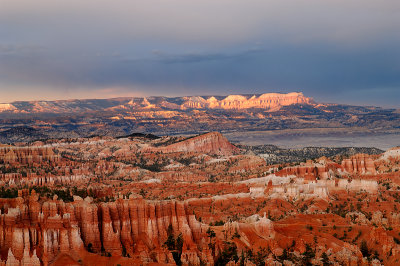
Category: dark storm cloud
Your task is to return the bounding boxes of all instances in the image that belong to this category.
[147,49,263,64]
[0,0,399,107]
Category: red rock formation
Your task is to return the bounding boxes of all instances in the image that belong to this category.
[0,103,16,112]
[209,92,314,110]
[277,154,378,179]
[341,154,376,174]
[0,146,60,165]
[276,159,341,180]
[0,196,210,265]
[143,132,240,155]
[369,227,398,255]
[181,92,314,110]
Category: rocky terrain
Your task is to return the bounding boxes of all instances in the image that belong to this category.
[0,93,312,114]
[239,144,384,165]
[0,92,399,144]
[0,132,400,265]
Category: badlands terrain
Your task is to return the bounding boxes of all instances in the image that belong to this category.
[0,132,400,265]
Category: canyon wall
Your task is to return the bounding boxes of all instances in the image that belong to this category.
[0,195,211,265]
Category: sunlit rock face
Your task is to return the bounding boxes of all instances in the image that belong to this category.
[0,195,210,265]
[142,132,240,155]
[0,104,16,112]
[206,92,314,110]
[0,92,313,114]
[341,154,376,174]
[380,147,400,161]
[275,158,341,180]
[180,92,314,110]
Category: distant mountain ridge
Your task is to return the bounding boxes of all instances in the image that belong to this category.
[0,92,313,114]
[0,91,399,144]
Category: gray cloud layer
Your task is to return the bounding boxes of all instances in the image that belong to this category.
[1,0,400,107]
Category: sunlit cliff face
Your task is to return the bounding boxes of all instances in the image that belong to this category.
[0,92,313,113]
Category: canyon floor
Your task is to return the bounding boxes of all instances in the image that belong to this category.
[224,128,400,150]
[0,132,400,265]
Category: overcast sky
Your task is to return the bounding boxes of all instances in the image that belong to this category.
[1,0,400,107]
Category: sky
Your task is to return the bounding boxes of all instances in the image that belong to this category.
[1,0,400,107]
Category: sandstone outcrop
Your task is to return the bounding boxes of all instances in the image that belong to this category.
[0,104,16,112]
[206,92,314,110]
[380,147,400,161]
[276,159,340,180]
[1,92,313,114]
[181,92,313,110]
[341,154,376,174]
[142,132,240,155]
[0,146,60,165]
[0,196,210,265]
